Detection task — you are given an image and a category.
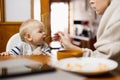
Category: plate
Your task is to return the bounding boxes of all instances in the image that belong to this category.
[55,57,118,75]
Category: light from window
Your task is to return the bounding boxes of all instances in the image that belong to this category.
[51,2,68,36]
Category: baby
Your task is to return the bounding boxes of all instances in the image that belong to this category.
[0,19,51,56]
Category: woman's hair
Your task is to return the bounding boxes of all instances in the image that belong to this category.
[19,19,44,42]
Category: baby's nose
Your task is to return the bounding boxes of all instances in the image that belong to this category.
[43,31,46,35]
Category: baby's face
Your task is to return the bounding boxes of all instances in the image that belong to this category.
[29,23,46,47]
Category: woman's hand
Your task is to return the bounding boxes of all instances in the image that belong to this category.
[52,32,61,41]
[52,31,73,49]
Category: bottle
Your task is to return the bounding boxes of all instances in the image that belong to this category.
[81,21,92,38]
[74,20,83,36]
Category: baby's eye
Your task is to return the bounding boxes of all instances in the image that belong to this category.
[38,31,43,33]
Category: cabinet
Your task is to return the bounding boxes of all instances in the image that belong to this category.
[80,38,96,50]
[72,37,96,51]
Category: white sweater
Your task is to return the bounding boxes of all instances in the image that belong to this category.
[83,0,120,61]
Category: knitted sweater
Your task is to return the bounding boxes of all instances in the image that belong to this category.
[83,0,120,60]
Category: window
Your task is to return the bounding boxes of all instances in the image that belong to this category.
[33,0,41,21]
[51,2,68,36]
[4,0,31,22]
[0,0,41,22]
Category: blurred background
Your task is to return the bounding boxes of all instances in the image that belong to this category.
[0,0,101,52]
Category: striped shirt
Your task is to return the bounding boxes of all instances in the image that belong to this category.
[9,42,51,55]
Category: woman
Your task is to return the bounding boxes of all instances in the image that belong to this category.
[53,0,120,61]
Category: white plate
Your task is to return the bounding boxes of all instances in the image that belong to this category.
[55,57,118,75]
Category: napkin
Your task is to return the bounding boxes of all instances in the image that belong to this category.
[57,50,83,60]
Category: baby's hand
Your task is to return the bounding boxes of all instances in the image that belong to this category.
[32,50,43,55]
[32,51,47,55]
[32,51,42,55]
[0,52,12,56]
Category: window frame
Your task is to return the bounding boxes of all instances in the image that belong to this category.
[0,0,34,22]
[0,0,5,22]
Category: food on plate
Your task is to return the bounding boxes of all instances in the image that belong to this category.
[65,63,109,72]
[55,58,118,75]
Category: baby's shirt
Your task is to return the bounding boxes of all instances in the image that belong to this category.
[9,42,51,55]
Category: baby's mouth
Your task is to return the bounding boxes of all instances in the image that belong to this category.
[43,36,50,40]
[43,37,46,40]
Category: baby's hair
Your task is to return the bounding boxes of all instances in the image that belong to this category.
[19,19,44,42]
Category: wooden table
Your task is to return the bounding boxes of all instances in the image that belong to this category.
[0,55,120,80]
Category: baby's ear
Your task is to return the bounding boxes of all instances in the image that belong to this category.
[24,33,32,41]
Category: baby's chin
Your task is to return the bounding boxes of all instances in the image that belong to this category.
[37,42,44,46]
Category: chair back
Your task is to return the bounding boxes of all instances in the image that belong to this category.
[6,33,22,52]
